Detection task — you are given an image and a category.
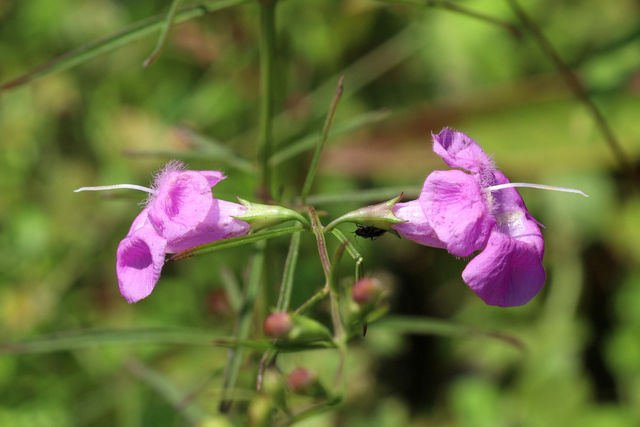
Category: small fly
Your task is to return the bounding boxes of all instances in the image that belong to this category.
[354,225,387,241]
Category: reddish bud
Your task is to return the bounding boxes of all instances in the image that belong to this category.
[287,367,328,398]
[287,367,316,393]
[263,312,293,338]
[352,277,382,304]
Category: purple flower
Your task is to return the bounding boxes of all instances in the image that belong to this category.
[392,129,545,307]
[116,162,250,303]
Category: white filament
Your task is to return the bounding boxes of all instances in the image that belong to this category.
[74,184,155,194]
[484,182,589,197]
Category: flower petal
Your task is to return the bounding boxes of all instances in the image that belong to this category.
[432,128,492,173]
[148,170,214,242]
[199,170,226,188]
[462,229,545,307]
[166,199,250,252]
[392,200,446,249]
[117,216,167,303]
[422,170,494,256]
[491,171,545,255]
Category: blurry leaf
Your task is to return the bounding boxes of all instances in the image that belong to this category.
[270,109,391,167]
[377,0,522,37]
[214,338,336,351]
[126,358,206,424]
[142,0,185,68]
[0,328,223,354]
[1,0,251,91]
[372,316,525,350]
[124,127,256,174]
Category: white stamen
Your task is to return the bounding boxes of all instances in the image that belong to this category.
[484,182,589,197]
[74,184,156,194]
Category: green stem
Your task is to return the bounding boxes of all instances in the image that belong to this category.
[257,0,278,200]
[143,0,185,67]
[276,231,302,312]
[301,77,344,204]
[219,239,266,412]
[377,0,522,37]
[331,229,363,281]
[507,0,630,174]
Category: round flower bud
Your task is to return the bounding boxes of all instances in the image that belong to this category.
[263,312,293,338]
[352,277,383,304]
[287,367,316,393]
[287,368,328,398]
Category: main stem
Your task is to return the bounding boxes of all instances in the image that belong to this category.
[257,0,277,201]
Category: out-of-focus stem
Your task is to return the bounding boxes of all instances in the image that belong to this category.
[507,0,631,174]
[257,0,277,201]
[219,239,265,412]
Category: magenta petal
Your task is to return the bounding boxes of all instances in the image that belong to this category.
[392,200,446,249]
[148,171,214,242]
[166,200,250,252]
[117,217,167,303]
[199,170,226,188]
[462,229,545,307]
[432,128,492,173]
[422,170,494,257]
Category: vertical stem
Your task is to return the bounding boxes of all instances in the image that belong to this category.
[257,0,278,201]
[276,231,302,312]
[219,239,266,412]
[251,0,277,393]
[301,77,344,204]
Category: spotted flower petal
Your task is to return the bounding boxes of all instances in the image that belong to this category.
[147,170,218,243]
[432,128,493,173]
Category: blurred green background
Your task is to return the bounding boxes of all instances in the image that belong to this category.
[2,0,640,425]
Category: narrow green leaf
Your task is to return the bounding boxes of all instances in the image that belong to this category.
[1,0,251,91]
[143,0,185,68]
[168,226,305,262]
[372,316,525,350]
[269,109,390,167]
[377,0,522,37]
[214,338,336,352]
[294,185,421,206]
[0,328,222,354]
[301,77,344,204]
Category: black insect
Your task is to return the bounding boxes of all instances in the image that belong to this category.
[354,225,387,241]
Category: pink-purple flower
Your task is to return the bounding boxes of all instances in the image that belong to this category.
[392,129,545,307]
[116,162,250,303]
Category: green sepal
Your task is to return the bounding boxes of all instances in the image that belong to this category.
[233,197,311,232]
[324,193,405,235]
[287,314,334,344]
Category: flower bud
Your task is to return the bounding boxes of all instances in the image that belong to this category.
[287,368,328,398]
[264,313,333,344]
[263,312,294,338]
[352,277,383,305]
